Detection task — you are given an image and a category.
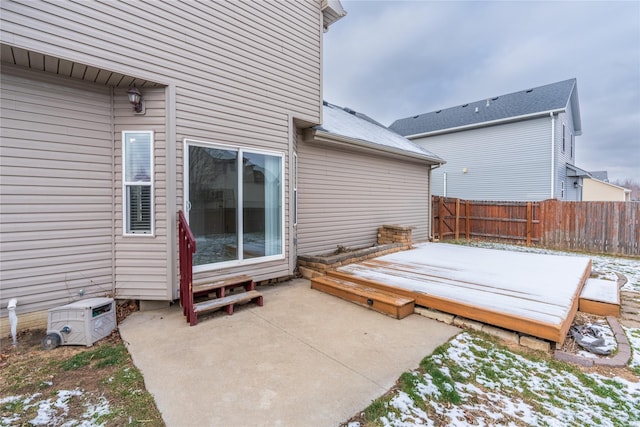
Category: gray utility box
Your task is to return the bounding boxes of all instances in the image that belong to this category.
[44,297,116,348]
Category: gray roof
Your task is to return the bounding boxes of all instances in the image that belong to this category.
[314,102,444,163]
[390,79,581,137]
[590,171,609,182]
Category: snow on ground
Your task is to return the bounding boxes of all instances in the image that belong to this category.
[355,332,640,427]
[460,241,640,292]
[0,389,110,427]
[346,244,640,427]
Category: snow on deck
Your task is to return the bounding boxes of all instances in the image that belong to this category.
[337,243,591,327]
[581,278,620,304]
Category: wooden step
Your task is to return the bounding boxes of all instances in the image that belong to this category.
[311,276,415,319]
[579,278,620,317]
[192,274,254,298]
[192,290,263,323]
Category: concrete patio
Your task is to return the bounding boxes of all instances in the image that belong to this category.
[119,278,459,426]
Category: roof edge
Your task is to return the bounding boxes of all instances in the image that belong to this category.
[404,108,566,139]
[306,129,446,165]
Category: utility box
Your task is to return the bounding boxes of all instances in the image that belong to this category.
[42,297,116,349]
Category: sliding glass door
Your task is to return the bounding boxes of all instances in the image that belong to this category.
[186,141,283,268]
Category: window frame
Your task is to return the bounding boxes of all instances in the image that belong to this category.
[184,139,286,272]
[561,123,566,153]
[570,132,574,158]
[122,130,154,236]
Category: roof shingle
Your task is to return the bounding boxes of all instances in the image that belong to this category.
[389,79,579,137]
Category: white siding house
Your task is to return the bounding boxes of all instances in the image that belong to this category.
[390,79,587,202]
[0,0,346,334]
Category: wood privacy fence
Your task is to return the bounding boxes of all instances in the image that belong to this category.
[432,196,640,257]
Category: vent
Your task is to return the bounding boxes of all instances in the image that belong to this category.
[435,110,442,114]
[492,96,499,100]
[343,107,356,115]
[462,104,468,108]
[413,115,419,119]
[526,89,533,93]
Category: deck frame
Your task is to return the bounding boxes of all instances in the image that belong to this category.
[329,250,592,345]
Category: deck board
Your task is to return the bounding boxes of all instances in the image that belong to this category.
[333,243,591,344]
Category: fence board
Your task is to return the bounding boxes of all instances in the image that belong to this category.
[432,197,639,257]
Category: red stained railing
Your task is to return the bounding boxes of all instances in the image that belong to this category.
[178,210,196,323]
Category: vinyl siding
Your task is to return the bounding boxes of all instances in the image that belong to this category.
[555,108,580,201]
[0,67,114,314]
[1,0,323,301]
[414,117,552,201]
[114,87,169,299]
[296,141,431,255]
[0,0,321,123]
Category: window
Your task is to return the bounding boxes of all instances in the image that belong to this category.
[560,181,565,199]
[185,141,284,268]
[562,123,566,153]
[123,131,153,234]
[570,133,574,158]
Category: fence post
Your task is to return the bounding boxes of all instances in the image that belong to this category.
[455,198,460,240]
[439,196,444,240]
[526,202,532,246]
[465,200,470,239]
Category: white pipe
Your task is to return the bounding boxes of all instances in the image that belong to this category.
[7,299,17,346]
[443,171,447,197]
[550,112,555,198]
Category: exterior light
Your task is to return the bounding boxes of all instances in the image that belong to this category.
[127,86,143,113]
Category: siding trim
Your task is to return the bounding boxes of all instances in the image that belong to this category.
[406,108,566,139]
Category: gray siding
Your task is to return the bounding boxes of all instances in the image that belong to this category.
[114,87,169,299]
[414,117,552,201]
[555,108,580,201]
[296,141,431,255]
[0,0,321,124]
[1,0,324,304]
[0,67,115,313]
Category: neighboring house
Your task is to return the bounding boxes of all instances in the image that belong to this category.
[297,102,444,255]
[590,171,610,182]
[583,178,632,201]
[0,0,347,333]
[390,79,588,202]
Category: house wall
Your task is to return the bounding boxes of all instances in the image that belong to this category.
[583,179,630,201]
[554,108,579,201]
[113,87,170,300]
[0,0,324,325]
[296,141,432,255]
[413,117,551,201]
[0,66,116,330]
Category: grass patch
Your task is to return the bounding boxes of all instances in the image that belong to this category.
[0,330,164,427]
[362,399,388,425]
[345,331,640,426]
[60,344,128,371]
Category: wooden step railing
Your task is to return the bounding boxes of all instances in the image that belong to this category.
[177,210,263,325]
[178,210,196,322]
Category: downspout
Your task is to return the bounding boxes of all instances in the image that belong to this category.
[550,112,555,198]
[443,171,447,197]
[428,164,440,239]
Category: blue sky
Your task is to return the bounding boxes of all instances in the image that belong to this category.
[323,1,640,183]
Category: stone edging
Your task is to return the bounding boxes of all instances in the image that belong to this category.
[554,316,631,368]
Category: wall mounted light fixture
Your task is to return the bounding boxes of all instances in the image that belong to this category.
[127,86,143,113]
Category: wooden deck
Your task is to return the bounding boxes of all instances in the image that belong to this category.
[333,243,592,344]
